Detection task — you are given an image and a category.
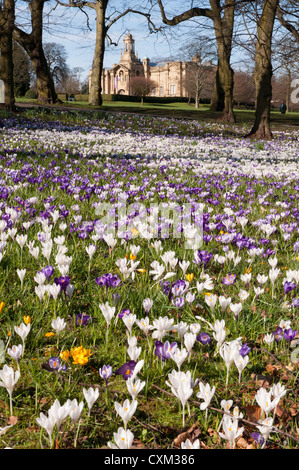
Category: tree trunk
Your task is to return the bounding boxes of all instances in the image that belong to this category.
[0,0,15,111]
[89,1,108,106]
[209,0,235,123]
[246,0,279,139]
[13,0,59,104]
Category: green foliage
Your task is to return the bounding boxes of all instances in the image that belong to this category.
[24,89,37,100]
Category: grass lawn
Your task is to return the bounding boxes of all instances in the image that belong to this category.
[15,98,299,131]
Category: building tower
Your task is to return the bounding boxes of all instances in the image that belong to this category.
[122,33,135,60]
[142,57,150,80]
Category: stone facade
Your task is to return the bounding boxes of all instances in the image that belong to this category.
[89,33,215,99]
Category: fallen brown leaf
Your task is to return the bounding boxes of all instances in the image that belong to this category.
[244,405,262,423]
[7,415,18,425]
[173,422,202,447]
[290,404,298,417]
[251,373,272,387]
[236,437,250,449]
[173,431,191,447]
[273,404,284,418]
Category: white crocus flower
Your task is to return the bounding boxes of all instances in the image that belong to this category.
[85,244,97,260]
[166,369,193,427]
[170,346,188,370]
[238,289,249,301]
[0,365,20,416]
[219,415,244,449]
[7,344,23,364]
[212,319,226,349]
[263,333,275,346]
[83,387,99,416]
[184,332,197,356]
[219,342,239,386]
[114,399,138,430]
[151,316,174,341]
[108,427,134,449]
[218,296,231,313]
[122,313,136,335]
[126,377,146,400]
[51,316,66,337]
[136,317,151,335]
[14,322,30,342]
[17,269,26,289]
[68,399,84,424]
[16,234,27,250]
[241,272,251,283]
[142,298,153,315]
[204,293,217,312]
[181,439,200,449]
[179,259,190,275]
[34,271,46,286]
[196,381,215,411]
[35,284,46,301]
[48,283,61,301]
[174,321,189,339]
[48,399,70,433]
[149,260,165,281]
[255,387,281,418]
[99,302,115,328]
[233,352,249,383]
[230,302,242,319]
[256,417,274,448]
[127,344,142,362]
[36,411,57,448]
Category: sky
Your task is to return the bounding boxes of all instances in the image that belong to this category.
[41,3,189,82]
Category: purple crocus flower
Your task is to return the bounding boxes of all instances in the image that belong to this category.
[293,241,299,252]
[42,265,54,281]
[95,273,122,288]
[54,275,71,292]
[171,296,185,308]
[193,249,213,267]
[115,360,136,380]
[191,377,199,388]
[272,327,284,343]
[239,342,251,357]
[221,273,236,285]
[251,432,265,448]
[154,341,164,360]
[196,332,211,345]
[161,280,171,298]
[76,313,91,326]
[99,364,113,387]
[48,357,67,372]
[171,279,188,297]
[292,298,299,307]
[154,340,177,361]
[284,328,297,342]
[283,281,296,295]
[118,308,131,319]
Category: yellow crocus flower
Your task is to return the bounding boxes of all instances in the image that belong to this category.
[185,273,194,282]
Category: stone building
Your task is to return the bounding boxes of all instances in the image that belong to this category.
[90,32,216,99]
